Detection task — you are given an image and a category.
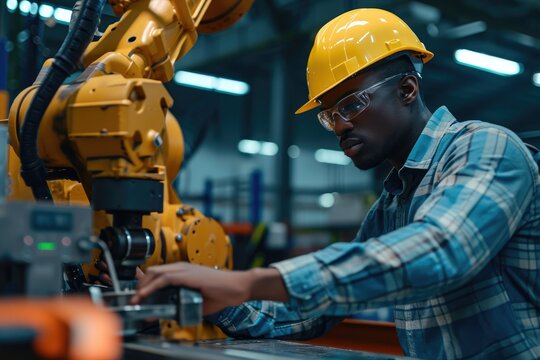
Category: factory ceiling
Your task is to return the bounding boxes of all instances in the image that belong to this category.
[4,0,540,154]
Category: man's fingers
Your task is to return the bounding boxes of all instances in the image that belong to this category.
[136,267,145,281]
[136,271,159,289]
[132,263,203,304]
[95,260,108,272]
[99,273,112,286]
[131,274,170,304]
[203,303,223,317]
[145,262,187,276]
[132,273,182,304]
[138,263,187,288]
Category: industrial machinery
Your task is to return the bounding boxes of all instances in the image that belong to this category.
[0,121,121,359]
[6,0,253,340]
[0,200,122,360]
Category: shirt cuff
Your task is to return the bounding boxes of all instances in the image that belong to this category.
[270,254,327,311]
[204,306,235,328]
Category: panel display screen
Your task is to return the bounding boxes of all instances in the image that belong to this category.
[31,210,73,231]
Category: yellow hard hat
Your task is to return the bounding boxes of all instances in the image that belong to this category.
[295,8,434,114]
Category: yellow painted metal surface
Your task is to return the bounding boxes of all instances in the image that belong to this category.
[0,91,8,119]
[6,0,252,341]
[296,8,433,114]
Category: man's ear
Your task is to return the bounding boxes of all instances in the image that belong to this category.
[399,76,419,105]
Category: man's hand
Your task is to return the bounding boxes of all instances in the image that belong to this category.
[95,260,144,286]
[130,262,289,315]
[130,262,252,315]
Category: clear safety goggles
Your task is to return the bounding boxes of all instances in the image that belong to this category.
[317,71,419,132]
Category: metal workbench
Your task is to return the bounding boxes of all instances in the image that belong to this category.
[124,337,415,360]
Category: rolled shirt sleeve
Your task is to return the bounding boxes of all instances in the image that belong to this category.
[209,124,537,341]
[272,127,535,319]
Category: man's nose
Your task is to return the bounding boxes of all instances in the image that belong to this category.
[333,113,354,136]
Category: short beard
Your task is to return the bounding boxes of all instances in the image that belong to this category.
[352,155,382,170]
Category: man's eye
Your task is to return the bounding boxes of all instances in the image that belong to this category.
[341,101,363,114]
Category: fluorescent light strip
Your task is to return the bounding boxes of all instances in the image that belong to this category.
[318,193,335,208]
[30,1,38,15]
[6,1,72,23]
[238,139,278,156]
[175,71,214,89]
[54,7,72,24]
[314,149,351,166]
[6,0,18,12]
[214,78,250,95]
[238,139,260,154]
[287,145,300,159]
[533,73,540,87]
[454,49,522,76]
[174,71,249,96]
[39,4,54,18]
[19,0,30,13]
[259,142,278,156]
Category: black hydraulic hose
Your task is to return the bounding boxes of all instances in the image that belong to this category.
[19,0,106,201]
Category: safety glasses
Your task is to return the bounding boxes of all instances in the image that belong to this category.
[317,72,418,131]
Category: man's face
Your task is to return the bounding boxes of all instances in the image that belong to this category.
[318,71,411,170]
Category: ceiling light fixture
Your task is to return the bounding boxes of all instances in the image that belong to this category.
[454,49,522,76]
[533,73,540,87]
[259,142,278,156]
[174,71,249,96]
[53,7,72,24]
[38,4,54,18]
[443,21,486,39]
[238,139,278,156]
[287,145,301,159]
[6,0,18,12]
[29,1,38,15]
[19,0,30,14]
[318,193,336,208]
[314,149,351,166]
[7,1,72,22]
[238,139,260,154]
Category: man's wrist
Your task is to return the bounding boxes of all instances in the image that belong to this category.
[246,267,289,302]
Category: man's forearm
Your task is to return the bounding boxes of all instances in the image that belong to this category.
[247,268,289,302]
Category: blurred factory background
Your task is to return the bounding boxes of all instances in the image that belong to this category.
[1,0,539,271]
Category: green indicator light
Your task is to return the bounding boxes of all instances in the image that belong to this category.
[37,242,57,251]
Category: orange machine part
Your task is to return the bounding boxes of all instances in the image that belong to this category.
[302,319,404,355]
[0,297,122,360]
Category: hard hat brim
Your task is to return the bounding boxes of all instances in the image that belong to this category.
[295,99,320,115]
[295,49,434,115]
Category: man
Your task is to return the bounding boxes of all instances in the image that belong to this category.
[132,9,540,359]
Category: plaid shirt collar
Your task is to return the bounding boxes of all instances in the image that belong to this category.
[384,106,456,196]
[405,105,456,170]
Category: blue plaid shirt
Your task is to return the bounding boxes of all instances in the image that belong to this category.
[208,107,540,359]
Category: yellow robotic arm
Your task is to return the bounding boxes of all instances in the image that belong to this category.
[7,0,253,340]
[10,0,252,186]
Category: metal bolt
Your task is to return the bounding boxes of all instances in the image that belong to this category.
[153,134,163,148]
[176,206,194,217]
[61,237,72,246]
[23,235,33,246]
[175,234,183,242]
